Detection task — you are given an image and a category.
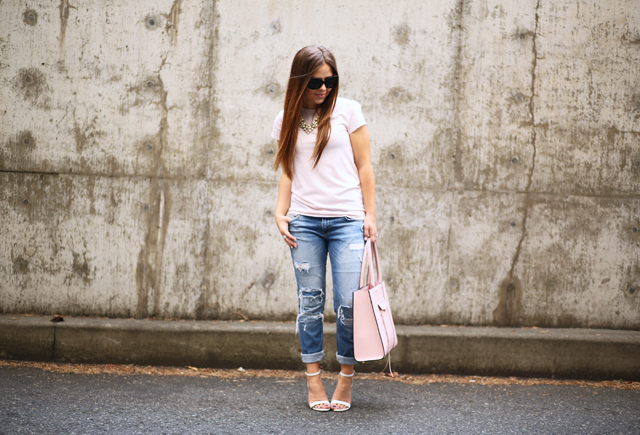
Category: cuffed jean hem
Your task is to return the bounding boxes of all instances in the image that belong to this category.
[336,353,358,366]
[301,350,325,364]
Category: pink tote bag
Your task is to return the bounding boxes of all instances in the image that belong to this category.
[353,239,398,362]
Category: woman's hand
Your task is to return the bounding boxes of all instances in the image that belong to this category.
[364,213,377,243]
[275,172,296,248]
[276,213,297,248]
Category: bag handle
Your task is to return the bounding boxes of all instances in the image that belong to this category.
[371,240,383,283]
[359,239,372,288]
[358,239,382,288]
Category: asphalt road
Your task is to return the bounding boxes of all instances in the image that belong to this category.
[1,366,639,435]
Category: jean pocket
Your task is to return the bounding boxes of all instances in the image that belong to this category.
[344,216,363,222]
[288,213,301,223]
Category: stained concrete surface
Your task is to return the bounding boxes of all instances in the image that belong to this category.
[1,366,639,435]
[0,0,639,329]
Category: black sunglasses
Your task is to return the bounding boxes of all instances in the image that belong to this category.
[307,75,339,90]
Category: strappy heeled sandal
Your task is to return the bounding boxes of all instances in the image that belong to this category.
[330,371,355,412]
[305,370,331,411]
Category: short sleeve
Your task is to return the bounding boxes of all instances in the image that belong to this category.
[346,100,366,134]
[271,110,285,141]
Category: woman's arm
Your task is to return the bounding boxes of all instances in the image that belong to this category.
[350,125,377,243]
[275,170,297,248]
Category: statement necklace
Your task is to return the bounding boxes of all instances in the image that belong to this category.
[299,116,318,134]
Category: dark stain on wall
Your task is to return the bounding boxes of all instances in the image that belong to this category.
[493,275,522,326]
[71,251,94,285]
[135,180,172,318]
[166,0,183,45]
[136,247,150,318]
[12,255,29,275]
[58,0,77,49]
[385,87,413,105]
[392,23,411,46]
[14,68,50,106]
[6,131,37,155]
[23,9,38,26]
[120,76,164,115]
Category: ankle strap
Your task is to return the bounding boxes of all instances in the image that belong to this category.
[305,370,321,377]
[339,371,355,377]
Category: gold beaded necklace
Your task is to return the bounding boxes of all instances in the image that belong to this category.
[299,116,318,134]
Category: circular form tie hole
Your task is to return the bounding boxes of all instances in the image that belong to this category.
[144,15,159,30]
[23,10,38,25]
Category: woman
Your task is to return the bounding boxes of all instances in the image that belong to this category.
[271,45,377,412]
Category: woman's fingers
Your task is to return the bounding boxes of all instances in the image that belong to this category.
[364,222,378,243]
[282,230,297,248]
[275,214,297,248]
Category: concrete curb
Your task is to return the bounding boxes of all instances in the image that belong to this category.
[1,315,639,380]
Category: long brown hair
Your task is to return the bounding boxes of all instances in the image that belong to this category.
[274,45,339,179]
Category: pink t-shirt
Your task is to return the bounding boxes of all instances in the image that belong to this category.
[271,97,367,219]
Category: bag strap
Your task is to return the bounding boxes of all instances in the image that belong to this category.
[359,239,375,288]
[371,240,383,283]
[359,239,384,287]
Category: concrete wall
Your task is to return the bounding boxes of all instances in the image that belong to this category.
[1,0,638,329]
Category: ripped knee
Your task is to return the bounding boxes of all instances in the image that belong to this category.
[336,305,353,327]
[297,288,325,334]
[298,287,324,313]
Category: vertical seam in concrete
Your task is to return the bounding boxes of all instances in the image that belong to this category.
[509,0,540,279]
[152,55,171,317]
[136,55,171,318]
[205,0,221,317]
[58,0,76,50]
[196,0,219,319]
[443,0,466,323]
[451,0,466,188]
[167,0,182,46]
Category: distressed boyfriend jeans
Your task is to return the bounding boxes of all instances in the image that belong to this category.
[288,214,365,366]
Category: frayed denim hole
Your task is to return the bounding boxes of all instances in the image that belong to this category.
[337,305,353,327]
[349,242,364,251]
[296,312,324,334]
[298,288,324,312]
[294,261,310,273]
[297,288,324,334]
